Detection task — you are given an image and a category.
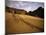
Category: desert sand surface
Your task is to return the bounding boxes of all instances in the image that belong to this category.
[6,12,44,33]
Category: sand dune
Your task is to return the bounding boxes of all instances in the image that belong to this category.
[6,12,44,33]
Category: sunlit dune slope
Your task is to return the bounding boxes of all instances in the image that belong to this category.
[6,12,44,33]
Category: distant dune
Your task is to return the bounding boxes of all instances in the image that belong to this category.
[6,12,44,33]
[5,6,27,15]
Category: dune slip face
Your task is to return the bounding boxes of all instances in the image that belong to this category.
[6,12,44,34]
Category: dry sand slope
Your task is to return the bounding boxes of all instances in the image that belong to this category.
[5,12,44,33]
